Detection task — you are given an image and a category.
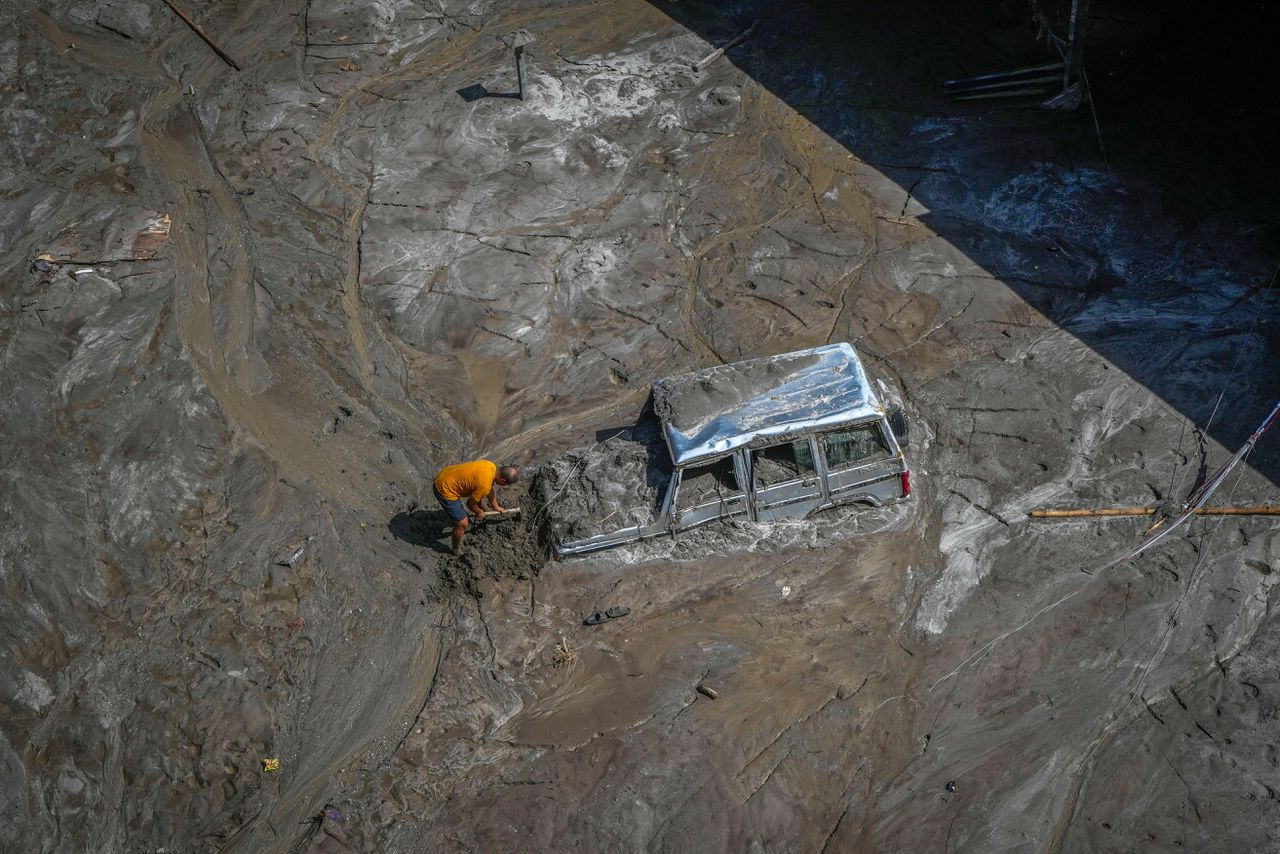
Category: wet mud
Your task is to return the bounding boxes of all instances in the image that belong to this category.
[531,419,672,543]
[1,0,1278,851]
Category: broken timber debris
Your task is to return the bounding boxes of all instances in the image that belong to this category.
[692,22,757,72]
[161,0,241,71]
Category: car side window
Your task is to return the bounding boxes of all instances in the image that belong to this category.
[679,458,741,508]
[822,423,890,470]
[752,440,817,488]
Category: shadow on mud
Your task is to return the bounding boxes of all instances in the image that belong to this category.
[456,83,520,102]
[388,508,455,554]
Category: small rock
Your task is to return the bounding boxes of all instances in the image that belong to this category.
[696,684,719,700]
[945,780,957,793]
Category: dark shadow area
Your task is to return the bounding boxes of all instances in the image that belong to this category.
[456,83,519,101]
[594,425,631,442]
[651,0,1280,486]
[389,508,455,553]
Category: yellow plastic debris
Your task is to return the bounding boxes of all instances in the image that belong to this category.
[262,758,280,772]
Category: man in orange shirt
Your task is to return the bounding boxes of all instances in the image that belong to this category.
[433,460,520,554]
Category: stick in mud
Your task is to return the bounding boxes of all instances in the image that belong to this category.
[161,0,242,71]
[692,22,758,72]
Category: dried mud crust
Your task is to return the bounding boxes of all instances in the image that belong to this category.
[529,419,673,545]
[652,351,822,432]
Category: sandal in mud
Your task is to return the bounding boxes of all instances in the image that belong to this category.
[583,606,631,626]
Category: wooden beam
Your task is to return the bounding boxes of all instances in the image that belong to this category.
[161,0,241,71]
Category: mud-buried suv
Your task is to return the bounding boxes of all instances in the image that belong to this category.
[536,342,912,557]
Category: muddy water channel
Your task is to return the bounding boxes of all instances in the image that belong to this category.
[1,0,1277,851]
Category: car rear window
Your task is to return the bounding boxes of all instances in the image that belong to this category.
[822,423,891,470]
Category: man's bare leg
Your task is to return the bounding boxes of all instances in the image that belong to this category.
[451,516,470,553]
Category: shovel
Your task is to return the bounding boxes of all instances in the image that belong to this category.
[479,507,522,523]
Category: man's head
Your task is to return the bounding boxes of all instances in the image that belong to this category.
[497,465,520,486]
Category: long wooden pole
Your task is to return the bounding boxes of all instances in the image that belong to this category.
[1029,507,1280,518]
[160,0,241,71]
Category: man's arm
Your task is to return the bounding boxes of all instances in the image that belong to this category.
[466,497,486,519]
[486,488,506,513]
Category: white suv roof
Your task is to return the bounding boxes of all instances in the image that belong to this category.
[651,342,884,467]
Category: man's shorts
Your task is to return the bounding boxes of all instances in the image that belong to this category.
[434,487,468,522]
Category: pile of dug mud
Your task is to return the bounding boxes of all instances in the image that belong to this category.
[445,507,548,597]
[529,419,673,545]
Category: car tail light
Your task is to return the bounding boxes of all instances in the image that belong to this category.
[901,470,911,497]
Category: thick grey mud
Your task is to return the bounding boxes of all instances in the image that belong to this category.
[1,0,1278,852]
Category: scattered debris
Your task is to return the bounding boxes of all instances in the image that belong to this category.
[262,758,280,772]
[584,605,630,626]
[276,545,306,567]
[285,617,305,631]
[696,683,719,700]
[30,253,58,274]
[781,585,792,598]
[550,636,578,669]
[339,60,360,72]
[160,0,241,70]
[692,22,758,72]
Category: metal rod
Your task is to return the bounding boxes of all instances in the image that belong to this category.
[515,45,525,100]
[160,0,240,70]
[1065,0,1089,86]
[945,74,1064,94]
[1029,507,1280,518]
[943,61,1063,88]
[947,87,1058,102]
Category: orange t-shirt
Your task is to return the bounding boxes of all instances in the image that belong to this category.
[434,460,498,502]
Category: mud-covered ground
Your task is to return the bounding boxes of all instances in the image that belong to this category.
[1,0,1278,851]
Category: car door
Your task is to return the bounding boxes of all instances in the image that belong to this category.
[820,419,904,504]
[673,455,748,531]
[749,437,826,521]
